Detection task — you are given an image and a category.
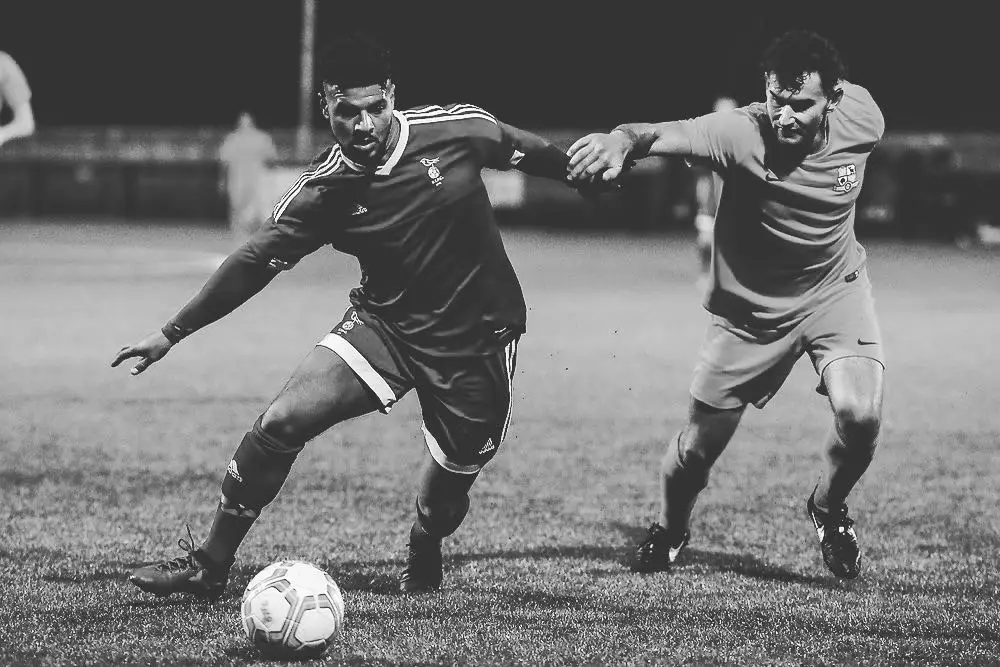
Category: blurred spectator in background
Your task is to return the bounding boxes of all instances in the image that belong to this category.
[219,111,277,240]
[692,96,737,286]
[0,51,35,148]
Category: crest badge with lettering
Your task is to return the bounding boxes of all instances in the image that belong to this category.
[420,157,444,187]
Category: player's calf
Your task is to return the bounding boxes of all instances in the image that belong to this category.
[399,494,469,593]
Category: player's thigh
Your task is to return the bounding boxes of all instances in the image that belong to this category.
[262,345,381,443]
[417,337,519,476]
[691,315,803,411]
[262,307,414,442]
[805,270,886,410]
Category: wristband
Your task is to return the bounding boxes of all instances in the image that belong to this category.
[161,323,189,344]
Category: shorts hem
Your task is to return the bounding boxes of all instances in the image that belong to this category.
[316,333,398,413]
[818,353,886,379]
[689,389,746,411]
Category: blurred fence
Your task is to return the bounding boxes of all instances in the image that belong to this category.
[1,126,998,240]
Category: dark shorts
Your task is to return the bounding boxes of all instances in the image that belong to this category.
[691,268,886,410]
[316,307,519,475]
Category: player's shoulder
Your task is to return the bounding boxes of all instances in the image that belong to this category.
[402,103,499,130]
[300,144,348,176]
[835,81,885,143]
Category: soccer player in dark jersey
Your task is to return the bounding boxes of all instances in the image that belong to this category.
[113,33,589,597]
[566,30,884,580]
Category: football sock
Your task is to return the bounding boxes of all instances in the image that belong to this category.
[202,499,257,566]
[202,416,304,564]
[659,432,710,534]
[412,459,477,540]
[414,494,470,541]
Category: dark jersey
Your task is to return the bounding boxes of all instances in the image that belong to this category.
[246,105,534,358]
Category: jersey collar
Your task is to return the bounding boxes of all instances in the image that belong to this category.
[374,110,409,176]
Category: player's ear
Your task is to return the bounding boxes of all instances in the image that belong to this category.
[317,90,330,119]
[827,83,844,112]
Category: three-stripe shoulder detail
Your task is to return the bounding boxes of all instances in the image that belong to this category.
[403,104,498,127]
[271,147,343,220]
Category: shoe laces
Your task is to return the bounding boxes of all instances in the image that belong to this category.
[155,525,201,573]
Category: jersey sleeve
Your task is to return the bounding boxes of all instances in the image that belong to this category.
[441,104,570,179]
[838,81,885,147]
[246,149,341,271]
[0,52,32,107]
[676,109,759,171]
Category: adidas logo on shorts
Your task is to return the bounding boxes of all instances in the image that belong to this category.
[227,459,243,483]
[478,438,496,455]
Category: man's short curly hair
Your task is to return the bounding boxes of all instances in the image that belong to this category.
[317,32,392,91]
[760,29,847,98]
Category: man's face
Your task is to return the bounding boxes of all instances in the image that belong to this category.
[322,82,395,165]
[764,71,838,148]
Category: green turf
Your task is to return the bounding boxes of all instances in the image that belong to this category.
[1,221,998,666]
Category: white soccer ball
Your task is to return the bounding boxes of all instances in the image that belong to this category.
[241,560,345,656]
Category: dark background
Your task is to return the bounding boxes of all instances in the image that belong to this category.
[0,2,990,131]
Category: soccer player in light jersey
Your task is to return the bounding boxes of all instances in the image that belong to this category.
[113,33,591,597]
[567,30,885,579]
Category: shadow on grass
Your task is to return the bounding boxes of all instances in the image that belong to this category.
[224,644,398,666]
[678,548,842,589]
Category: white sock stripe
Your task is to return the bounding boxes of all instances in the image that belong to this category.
[500,339,517,442]
[272,149,342,220]
[316,333,397,410]
[421,423,481,475]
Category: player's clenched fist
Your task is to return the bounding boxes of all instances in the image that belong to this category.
[566,130,633,183]
[111,331,174,376]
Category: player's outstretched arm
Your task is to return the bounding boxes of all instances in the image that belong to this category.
[496,122,622,195]
[566,122,692,183]
[111,330,174,376]
[110,245,279,376]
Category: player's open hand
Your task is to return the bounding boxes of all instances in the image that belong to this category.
[566,132,631,183]
[111,331,174,376]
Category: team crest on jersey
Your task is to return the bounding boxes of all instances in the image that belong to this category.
[833,164,859,194]
[420,157,445,187]
[335,310,362,335]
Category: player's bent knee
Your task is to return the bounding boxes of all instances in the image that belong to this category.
[259,403,311,448]
[221,415,305,512]
[833,401,881,450]
[664,434,712,494]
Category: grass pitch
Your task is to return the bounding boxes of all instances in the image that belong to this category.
[1,221,998,666]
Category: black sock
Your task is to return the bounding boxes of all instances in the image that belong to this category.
[200,417,302,564]
[202,501,257,566]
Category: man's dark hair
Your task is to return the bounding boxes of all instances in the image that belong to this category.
[317,32,392,90]
[760,29,847,98]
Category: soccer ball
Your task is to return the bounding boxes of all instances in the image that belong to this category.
[241,560,345,657]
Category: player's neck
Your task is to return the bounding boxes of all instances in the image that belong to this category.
[808,115,831,155]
